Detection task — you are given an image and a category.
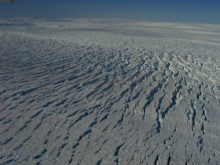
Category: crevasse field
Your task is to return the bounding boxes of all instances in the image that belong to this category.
[0,18,220,165]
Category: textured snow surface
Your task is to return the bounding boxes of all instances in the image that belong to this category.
[0,18,220,165]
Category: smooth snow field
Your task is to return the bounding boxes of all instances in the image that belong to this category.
[0,18,220,165]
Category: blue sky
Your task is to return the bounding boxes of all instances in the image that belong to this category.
[0,0,220,24]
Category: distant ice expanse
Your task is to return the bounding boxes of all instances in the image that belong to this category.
[0,18,220,165]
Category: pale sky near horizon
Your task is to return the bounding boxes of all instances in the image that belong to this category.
[0,0,220,24]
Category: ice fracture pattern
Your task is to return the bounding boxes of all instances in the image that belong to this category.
[0,19,220,164]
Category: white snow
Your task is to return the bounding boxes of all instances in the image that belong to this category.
[0,18,220,165]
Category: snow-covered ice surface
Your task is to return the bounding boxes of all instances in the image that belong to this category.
[0,18,220,165]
